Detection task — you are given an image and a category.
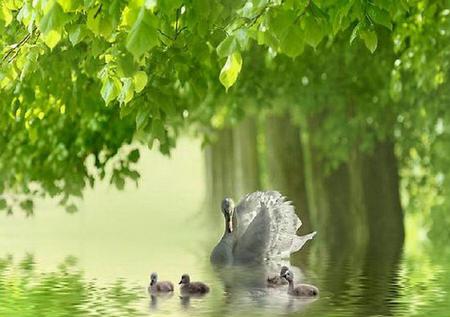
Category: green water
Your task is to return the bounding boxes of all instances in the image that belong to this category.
[0,139,449,317]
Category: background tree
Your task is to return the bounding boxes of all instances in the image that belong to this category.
[0,0,448,244]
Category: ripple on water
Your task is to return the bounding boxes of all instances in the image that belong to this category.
[1,253,450,317]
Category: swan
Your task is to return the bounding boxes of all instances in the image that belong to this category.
[210,191,316,265]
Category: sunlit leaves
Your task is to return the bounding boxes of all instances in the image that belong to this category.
[0,0,447,216]
[39,2,67,49]
[0,3,13,26]
[68,24,87,46]
[101,77,122,105]
[133,71,148,93]
[118,77,134,105]
[219,52,242,90]
[86,0,125,39]
[125,6,159,59]
[57,0,83,12]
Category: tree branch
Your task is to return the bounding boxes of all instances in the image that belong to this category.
[294,0,312,23]
[2,26,37,64]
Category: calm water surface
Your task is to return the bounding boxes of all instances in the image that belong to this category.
[0,139,449,317]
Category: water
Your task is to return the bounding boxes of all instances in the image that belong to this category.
[1,139,449,317]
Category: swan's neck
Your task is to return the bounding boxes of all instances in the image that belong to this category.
[288,279,294,293]
[223,212,238,235]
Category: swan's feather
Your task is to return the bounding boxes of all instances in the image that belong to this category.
[234,191,314,261]
[233,203,271,264]
[235,191,282,237]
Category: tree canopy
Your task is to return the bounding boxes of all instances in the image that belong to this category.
[0,0,449,216]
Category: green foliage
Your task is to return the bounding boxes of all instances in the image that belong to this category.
[0,0,449,216]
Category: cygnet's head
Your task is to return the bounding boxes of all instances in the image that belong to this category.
[150,272,158,285]
[281,269,294,282]
[280,266,289,277]
[179,274,190,285]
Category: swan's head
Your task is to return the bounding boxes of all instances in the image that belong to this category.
[150,272,158,285]
[280,266,289,276]
[281,269,294,282]
[179,274,190,285]
[221,197,235,233]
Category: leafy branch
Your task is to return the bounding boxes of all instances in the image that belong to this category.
[2,26,38,64]
[156,5,188,45]
[294,0,312,23]
[231,1,273,33]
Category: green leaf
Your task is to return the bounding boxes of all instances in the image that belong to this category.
[0,4,13,25]
[0,198,6,210]
[87,9,116,38]
[360,30,378,53]
[268,8,295,41]
[113,174,125,190]
[39,2,67,48]
[118,77,134,105]
[126,7,159,59]
[304,16,324,48]
[101,77,122,105]
[350,22,361,44]
[133,71,148,93]
[42,30,62,49]
[65,204,78,213]
[280,25,304,57]
[136,107,150,130]
[19,199,34,215]
[219,52,243,90]
[128,149,140,163]
[68,24,87,46]
[367,5,392,30]
[57,0,83,12]
[216,35,238,58]
[152,118,165,141]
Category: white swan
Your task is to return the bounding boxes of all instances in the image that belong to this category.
[210,191,316,265]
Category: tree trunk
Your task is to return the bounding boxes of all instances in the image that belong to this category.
[232,117,261,198]
[303,111,404,313]
[205,117,261,207]
[265,113,311,232]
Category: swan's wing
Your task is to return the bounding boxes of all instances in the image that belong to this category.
[235,191,316,261]
[235,191,282,237]
[265,196,316,258]
[233,203,271,264]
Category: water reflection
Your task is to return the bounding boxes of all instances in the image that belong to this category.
[0,255,143,317]
[149,293,173,310]
[1,245,449,317]
[0,139,449,317]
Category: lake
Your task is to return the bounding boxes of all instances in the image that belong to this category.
[0,138,449,317]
